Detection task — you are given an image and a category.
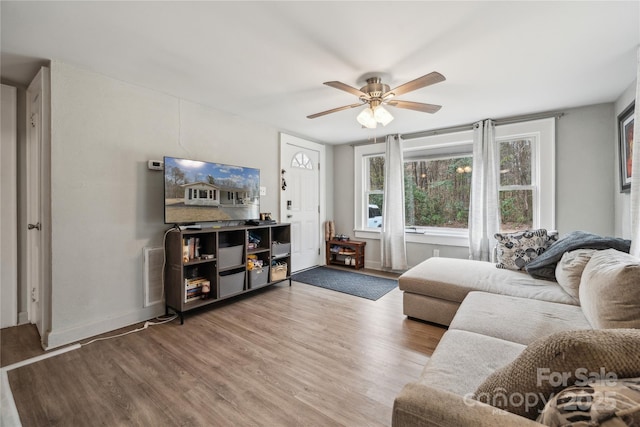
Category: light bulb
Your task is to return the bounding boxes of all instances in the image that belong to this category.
[357,107,377,129]
[373,105,394,126]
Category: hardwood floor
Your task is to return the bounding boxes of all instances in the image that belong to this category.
[4,279,445,427]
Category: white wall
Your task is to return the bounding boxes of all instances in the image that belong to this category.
[333,103,618,269]
[555,103,615,236]
[1,84,18,328]
[614,81,636,238]
[45,61,286,347]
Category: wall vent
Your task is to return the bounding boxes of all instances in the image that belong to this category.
[143,247,164,307]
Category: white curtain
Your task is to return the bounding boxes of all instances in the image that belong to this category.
[469,119,500,261]
[381,134,408,271]
[630,47,640,257]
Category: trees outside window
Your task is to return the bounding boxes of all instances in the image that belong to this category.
[404,157,472,229]
[499,139,534,232]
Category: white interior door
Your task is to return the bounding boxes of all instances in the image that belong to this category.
[280,138,321,272]
[26,68,50,343]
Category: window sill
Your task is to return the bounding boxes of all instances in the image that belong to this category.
[354,228,469,247]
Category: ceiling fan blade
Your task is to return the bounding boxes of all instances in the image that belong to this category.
[384,72,446,98]
[387,100,442,114]
[324,81,370,99]
[307,103,364,119]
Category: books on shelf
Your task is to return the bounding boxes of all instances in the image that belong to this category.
[183,237,201,261]
[184,277,209,303]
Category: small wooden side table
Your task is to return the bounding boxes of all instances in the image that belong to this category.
[326,239,366,270]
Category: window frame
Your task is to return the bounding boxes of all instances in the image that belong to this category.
[353,118,555,246]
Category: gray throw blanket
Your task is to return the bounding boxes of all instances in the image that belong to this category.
[525,230,631,280]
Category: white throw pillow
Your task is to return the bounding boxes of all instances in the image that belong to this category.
[554,249,597,303]
[579,249,640,329]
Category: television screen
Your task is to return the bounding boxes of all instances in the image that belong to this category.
[163,156,260,225]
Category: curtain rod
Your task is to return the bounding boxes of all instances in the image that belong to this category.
[349,110,564,146]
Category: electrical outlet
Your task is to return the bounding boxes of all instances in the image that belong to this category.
[433,249,440,257]
[260,186,266,196]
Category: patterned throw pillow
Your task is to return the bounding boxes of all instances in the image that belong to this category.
[495,229,552,270]
[537,378,640,426]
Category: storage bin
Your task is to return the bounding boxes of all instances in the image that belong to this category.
[271,242,291,257]
[248,268,269,289]
[219,270,245,297]
[218,244,243,269]
[271,263,288,282]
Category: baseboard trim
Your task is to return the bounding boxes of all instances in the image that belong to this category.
[44,304,164,350]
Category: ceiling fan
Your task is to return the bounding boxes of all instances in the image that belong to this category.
[307,71,446,128]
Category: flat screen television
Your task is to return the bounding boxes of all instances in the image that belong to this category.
[163,156,260,225]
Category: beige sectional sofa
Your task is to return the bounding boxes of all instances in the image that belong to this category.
[393,249,640,426]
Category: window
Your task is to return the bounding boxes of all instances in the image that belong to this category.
[404,156,473,229]
[292,152,313,170]
[365,155,384,228]
[353,118,555,245]
[499,138,534,232]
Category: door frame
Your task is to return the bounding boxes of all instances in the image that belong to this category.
[279,133,326,269]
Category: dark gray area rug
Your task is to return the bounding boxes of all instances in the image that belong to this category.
[291,266,397,301]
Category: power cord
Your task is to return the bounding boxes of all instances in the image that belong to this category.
[79,313,178,347]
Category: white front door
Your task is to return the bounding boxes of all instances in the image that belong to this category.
[280,135,322,272]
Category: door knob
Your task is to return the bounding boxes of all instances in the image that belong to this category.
[28,222,41,230]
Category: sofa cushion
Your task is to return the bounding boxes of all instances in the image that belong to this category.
[554,249,596,303]
[474,329,640,420]
[419,329,526,397]
[494,229,551,270]
[398,257,577,306]
[450,292,592,345]
[536,377,640,426]
[579,249,640,329]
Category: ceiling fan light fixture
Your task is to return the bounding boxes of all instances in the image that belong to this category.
[374,105,394,126]
[357,107,377,128]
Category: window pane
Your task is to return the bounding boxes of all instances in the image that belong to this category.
[404,157,472,228]
[367,194,383,228]
[500,139,532,186]
[368,156,384,191]
[500,189,533,232]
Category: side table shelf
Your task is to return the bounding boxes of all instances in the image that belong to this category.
[326,239,366,270]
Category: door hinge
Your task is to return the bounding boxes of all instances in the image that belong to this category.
[30,113,37,128]
[318,248,321,255]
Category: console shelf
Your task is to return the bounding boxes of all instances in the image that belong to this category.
[165,223,291,323]
[326,239,366,270]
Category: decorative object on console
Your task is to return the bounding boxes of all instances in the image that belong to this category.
[307,72,445,129]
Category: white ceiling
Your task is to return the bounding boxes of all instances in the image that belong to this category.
[2,1,639,145]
